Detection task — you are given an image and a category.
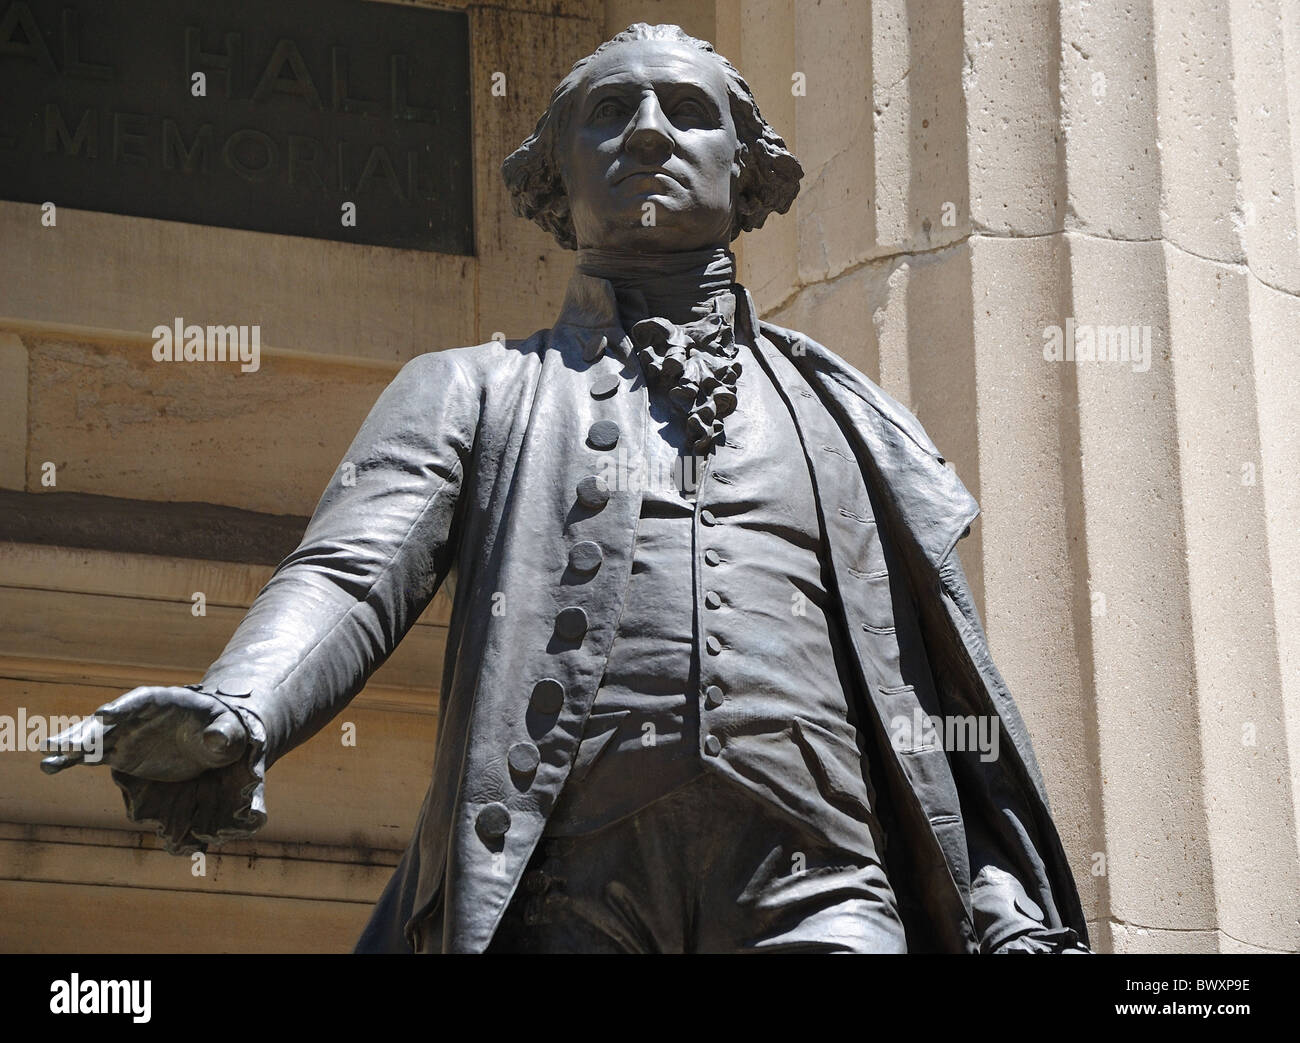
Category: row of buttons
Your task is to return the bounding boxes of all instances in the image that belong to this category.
[700,471,726,756]
[478,360,623,843]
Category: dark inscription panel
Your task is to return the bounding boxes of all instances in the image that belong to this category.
[0,0,474,254]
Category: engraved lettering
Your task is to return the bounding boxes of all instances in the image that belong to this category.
[0,2,58,73]
[60,8,110,80]
[252,38,323,109]
[43,103,97,158]
[222,128,277,182]
[112,111,149,166]
[184,26,241,99]
[162,119,213,174]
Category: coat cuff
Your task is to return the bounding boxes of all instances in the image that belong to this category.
[972,865,1082,953]
[111,692,269,855]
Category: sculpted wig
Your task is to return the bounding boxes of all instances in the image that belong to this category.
[502,23,803,250]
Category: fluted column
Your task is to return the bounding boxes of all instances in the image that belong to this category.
[719,0,1300,952]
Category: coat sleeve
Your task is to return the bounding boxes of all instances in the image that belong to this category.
[113,350,481,853]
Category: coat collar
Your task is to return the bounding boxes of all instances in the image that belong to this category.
[554,268,767,366]
[554,267,978,573]
[554,270,632,362]
[759,322,980,575]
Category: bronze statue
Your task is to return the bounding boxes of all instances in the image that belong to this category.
[45,23,1088,953]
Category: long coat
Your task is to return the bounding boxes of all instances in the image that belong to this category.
[126,270,1088,953]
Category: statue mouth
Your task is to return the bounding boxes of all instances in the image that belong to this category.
[613,168,682,187]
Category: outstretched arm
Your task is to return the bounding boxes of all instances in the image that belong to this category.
[197,350,479,766]
[43,350,480,852]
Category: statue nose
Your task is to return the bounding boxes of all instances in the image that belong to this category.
[624,96,673,161]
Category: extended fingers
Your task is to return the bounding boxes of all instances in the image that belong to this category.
[40,716,113,774]
[96,686,178,724]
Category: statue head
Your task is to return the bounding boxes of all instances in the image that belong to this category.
[503,23,802,253]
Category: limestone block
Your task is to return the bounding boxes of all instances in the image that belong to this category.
[1067,233,1217,933]
[793,0,876,280]
[0,878,374,954]
[1166,243,1299,950]
[1058,0,1162,239]
[1228,0,1300,295]
[765,255,891,382]
[23,331,395,517]
[0,203,477,365]
[1150,0,1243,263]
[869,0,969,256]
[968,232,1100,922]
[731,0,800,310]
[471,5,603,341]
[604,0,716,39]
[0,333,27,491]
[1247,278,1300,859]
[964,0,1065,235]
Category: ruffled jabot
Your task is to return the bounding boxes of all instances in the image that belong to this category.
[629,293,741,454]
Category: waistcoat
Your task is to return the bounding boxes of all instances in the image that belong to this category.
[548,323,884,860]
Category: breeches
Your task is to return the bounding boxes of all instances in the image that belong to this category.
[488,772,907,953]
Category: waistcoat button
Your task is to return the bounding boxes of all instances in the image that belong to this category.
[704,735,723,756]
[700,509,718,526]
[704,591,722,609]
[705,636,722,655]
[704,685,725,708]
[704,548,721,566]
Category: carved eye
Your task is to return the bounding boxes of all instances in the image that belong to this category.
[592,98,624,120]
[675,98,708,119]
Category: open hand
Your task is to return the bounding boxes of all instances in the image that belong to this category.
[40,686,248,783]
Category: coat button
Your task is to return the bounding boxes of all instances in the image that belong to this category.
[569,541,603,574]
[587,419,620,450]
[590,373,619,399]
[531,678,565,714]
[508,741,540,775]
[704,591,722,609]
[704,735,722,756]
[582,334,608,363]
[216,680,253,698]
[1014,893,1045,921]
[476,802,511,840]
[704,685,725,708]
[576,474,610,509]
[701,509,718,526]
[555,607,588,641]
[704,549,721,566]
[706,636,722,655]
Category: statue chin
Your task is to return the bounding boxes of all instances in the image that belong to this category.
[578,214,730,255]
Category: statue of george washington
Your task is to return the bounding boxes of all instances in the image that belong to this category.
[46,23,1088,954]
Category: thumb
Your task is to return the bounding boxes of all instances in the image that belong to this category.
[200,711,248,765]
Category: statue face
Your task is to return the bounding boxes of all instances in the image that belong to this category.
[560,39,741,253]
